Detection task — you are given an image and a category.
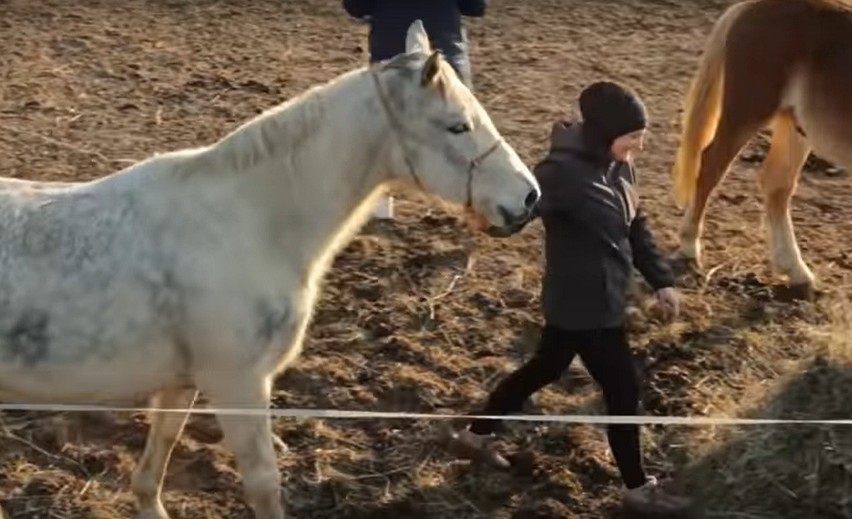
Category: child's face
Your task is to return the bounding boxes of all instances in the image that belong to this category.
[610,129,646,162]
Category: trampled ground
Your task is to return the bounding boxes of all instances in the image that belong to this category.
[2,0,852,518]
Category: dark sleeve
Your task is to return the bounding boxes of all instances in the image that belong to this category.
[533,157,583,217]
[457,0,487,16]
[343,0,376,18]
[629,207,675,290]
[490,157,569,235]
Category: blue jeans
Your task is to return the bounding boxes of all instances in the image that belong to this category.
[371,52,474,91]
[443,53,473,90]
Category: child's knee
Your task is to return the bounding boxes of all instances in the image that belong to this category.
[603,377,641,415]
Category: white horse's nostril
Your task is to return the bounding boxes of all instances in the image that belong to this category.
[523,188,539,211]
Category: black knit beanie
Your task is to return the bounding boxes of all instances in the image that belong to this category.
[579,81,648,146]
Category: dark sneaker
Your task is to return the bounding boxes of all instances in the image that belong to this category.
[622,476,694,516]
[441,426,511,469]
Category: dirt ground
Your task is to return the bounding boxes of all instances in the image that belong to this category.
[2,0,852,518]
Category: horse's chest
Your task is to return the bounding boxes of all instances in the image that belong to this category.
[252,297,297,346]
[223,284,311,350]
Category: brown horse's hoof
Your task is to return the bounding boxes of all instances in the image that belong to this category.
[669,254,701,277]
[773,282,815,302]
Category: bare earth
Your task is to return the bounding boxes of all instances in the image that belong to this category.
[2,1,852,518]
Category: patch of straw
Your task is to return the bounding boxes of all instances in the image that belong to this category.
[683,300,852,518]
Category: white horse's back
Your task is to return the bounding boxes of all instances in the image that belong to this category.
[0,146,310,404]
[0,176,78,191]
[0,173,191,401]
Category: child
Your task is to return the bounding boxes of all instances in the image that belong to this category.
[446,81,693,516]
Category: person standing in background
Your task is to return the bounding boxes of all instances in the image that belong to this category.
[342,0,487,219]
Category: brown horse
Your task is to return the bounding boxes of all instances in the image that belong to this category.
[671,0,852,299]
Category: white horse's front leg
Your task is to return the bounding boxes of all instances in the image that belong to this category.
[131,387,198,519]
[200,374,284,519]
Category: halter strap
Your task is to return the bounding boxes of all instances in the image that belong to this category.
[369,67,502,209]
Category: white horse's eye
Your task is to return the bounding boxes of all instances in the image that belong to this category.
[447,122,471,134]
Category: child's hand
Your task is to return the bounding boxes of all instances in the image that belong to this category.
[654,287,680,321]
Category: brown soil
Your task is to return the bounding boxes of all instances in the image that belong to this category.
[2,1,851,518]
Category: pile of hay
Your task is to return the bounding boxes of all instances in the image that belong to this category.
[684,304,852,518]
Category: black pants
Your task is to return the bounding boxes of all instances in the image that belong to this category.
[469,325,647,489]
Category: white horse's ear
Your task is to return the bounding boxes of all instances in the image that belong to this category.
[421,51,442,86]
[405,19,432,55]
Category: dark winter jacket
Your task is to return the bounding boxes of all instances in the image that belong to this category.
[342,0,486,85]
[531,122,675,331]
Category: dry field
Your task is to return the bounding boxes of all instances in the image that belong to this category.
[1,0,851,518]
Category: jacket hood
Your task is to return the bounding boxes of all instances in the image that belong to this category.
[547,121,613,164]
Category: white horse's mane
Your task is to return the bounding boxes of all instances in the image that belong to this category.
[182,55,421,177]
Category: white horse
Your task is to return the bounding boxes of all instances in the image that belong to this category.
[0,21,539,519]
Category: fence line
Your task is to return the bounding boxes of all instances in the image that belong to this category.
[1,402,849,426]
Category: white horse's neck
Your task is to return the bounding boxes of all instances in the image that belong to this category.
[188,67,396,287]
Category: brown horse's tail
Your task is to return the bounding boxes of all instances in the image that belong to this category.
[672,1,752,209]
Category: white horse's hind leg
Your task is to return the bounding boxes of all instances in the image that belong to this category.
[200,374,283,519]
[131,387,198,519]
[758,112,814,291]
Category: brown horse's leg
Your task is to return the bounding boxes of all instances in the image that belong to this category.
[757,109,813,297]
[676,0,806,270]
[677,106,770,267]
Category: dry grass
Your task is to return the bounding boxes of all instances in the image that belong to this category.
[3,0,852,518]
[683,302,852,518]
